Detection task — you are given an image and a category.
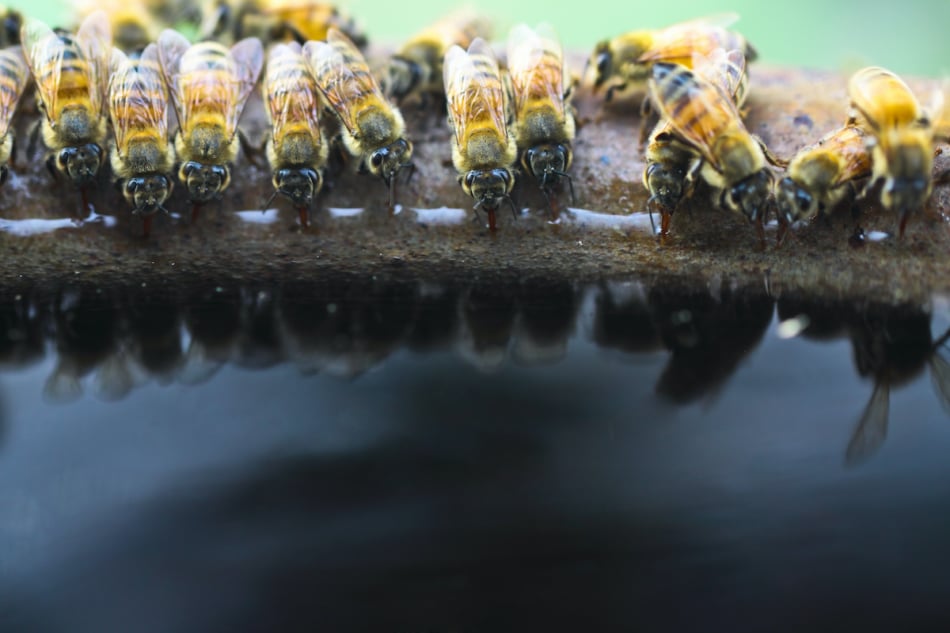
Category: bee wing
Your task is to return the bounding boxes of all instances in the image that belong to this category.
[507,23,565,117]
[637,13,744,65]
[828,126,872,187]
[225,37,264,137]
[304,28,380,137]
[443,38,508,148]
[848,66,921,131]
[108,44,168,157]
[0,47,29,138]
[929,343,950,415]
[20,17,65,122]
[156,28,191,128]
[693,48,747,103]
[844,381,890,466]
[265,43,321,141]
[649,62,739,166]
[75,10,112,117]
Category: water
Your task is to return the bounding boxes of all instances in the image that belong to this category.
[0,279,949,632]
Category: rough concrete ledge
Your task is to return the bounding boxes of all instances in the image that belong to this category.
[0,61,947,305]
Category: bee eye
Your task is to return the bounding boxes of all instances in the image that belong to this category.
[795,189,812,210]
[596,52,610,77]
[464,172,476,187]
[371,152,384,168]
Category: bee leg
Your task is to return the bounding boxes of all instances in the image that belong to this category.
[754,216,767,251]
[238,129,264,168]
[604,82,626,103]
[637,99,657,149]
[26,119,41,161]
[45,155,57,181]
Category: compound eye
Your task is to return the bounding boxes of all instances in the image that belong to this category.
[596,52,609,77]
[464,172,476,187]
[371,152,384,168]
[795,189,811,211]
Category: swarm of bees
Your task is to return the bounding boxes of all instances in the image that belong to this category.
[0,5,946,245]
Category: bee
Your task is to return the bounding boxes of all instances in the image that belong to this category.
[443,37,517,232]
[0,46,30,186]
[261,41,327,228]
[506,23,575,207]
[385,9,492,105]
[774,125,872,244]
[648,58,780,248]
[157,29,263,215]
[303,27,413,208]
[108,44,174,237]
[847,66,943,237]
[71,0,159,54]
[21,11,111,209]
[201,0,366,48]
[0,5,22,47]
[588,14,756,103]
[643,49,748,239]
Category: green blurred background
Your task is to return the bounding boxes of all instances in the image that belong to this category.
[16,0,950,76]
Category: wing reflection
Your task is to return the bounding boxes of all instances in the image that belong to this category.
[0,279,948,464]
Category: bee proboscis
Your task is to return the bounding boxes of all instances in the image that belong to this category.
[262,41,328,227]
[108,43,175,237]
[506,22,575,208]
[304,27,413,208]
[443,37,517,231]
[157,28,263,217]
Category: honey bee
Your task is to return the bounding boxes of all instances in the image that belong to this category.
[385,9,492,105]
[157,29,263,214]
[0,5,22,47]
[108,44,174,237]
[21,11,111,209]
[72,0,159,54]
[261,41,327,227]
[0,46,30,186]
[847,66,943,237]
[774,125,871,244]
[201,0,366,48]
[648,58,780,247]
[303,27,413,207]
[643,49,748,239]
[588,14,756,103]
[506,23,575,206]
[443,37,518,231]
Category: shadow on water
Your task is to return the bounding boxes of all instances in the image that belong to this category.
[1,277,950,632]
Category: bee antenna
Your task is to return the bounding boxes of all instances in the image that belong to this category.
[261,189,279,212]
[387,173,396,209]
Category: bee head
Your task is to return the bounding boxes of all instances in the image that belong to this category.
[775,176,818,225]
[58,143,103,187]
[726,170,774,223]
[366,138,414,183]
[179,161,230,203]
[124,174,173,215]
[880,141,932,217]
[461,168,514,209]
[524,143,572,185]
[644,161,687,211]
[273,167,323,209]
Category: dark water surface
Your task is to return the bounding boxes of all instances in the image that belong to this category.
[1,279,949,632]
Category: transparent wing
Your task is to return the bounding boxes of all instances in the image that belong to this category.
[75,10,112,119]
[827,126,873,187]
[693,48,747,103]
[0,47,29,137]
[649,62,739,166]
[845,381,890,466]
[848,66,920,131]
[265,42,321,141]
[108,44,168,156]
[444,38,507,148]
[304,28,379,135]
[929,344,950,415]
[637,13,743,65]
[20,16,64,122]
[225,36,264,137]
[507,23,565,117]
[156,28,191,127]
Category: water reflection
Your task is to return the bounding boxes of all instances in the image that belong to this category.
[0,279,948,462]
